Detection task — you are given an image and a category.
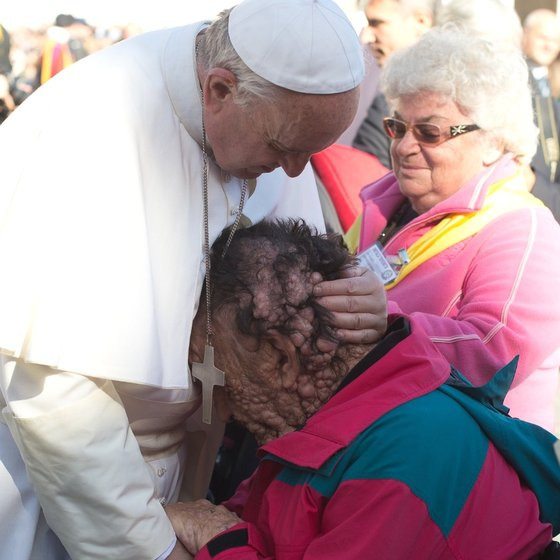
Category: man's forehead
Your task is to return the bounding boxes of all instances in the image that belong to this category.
[525,12,560,37]
[530,25,560,41]
[266,125,322,156]
[261,104,309,152]
[365,0,407,20]
[268,137,306,154]
[264,95,353,154]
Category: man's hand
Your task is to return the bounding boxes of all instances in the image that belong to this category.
[313,266,387,344]
[166,500,240,556]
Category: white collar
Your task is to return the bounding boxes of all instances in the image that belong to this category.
[162,22,209,148]
[531,65,549,81]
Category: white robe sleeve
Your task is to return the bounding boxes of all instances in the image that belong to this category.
[0,358,176,560]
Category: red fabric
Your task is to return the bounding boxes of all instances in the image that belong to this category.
[51,44,66,76]
[448,444,551,559]
[311,144,388,231]
[194,318,552,559]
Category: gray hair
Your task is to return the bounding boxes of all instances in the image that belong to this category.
[198,8,283,107]
[381,25,537,164]
[358,0,437,17]
[435,0,523,49]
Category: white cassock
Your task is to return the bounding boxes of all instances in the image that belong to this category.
[0,22,324,560]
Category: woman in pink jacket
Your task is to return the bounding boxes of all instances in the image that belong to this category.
[350,26,560,431]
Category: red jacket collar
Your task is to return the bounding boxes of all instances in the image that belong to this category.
[260,317,451,470]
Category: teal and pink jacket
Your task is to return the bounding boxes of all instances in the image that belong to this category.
[357,156,560,430]
[194,318,559,560]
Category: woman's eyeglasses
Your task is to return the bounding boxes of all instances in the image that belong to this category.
[383,117,480,146]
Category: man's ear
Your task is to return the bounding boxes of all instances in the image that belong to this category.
[203,68,238,114]
[266,330,303,390]
[414,12,433,36]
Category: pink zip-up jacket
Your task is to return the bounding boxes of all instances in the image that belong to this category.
[358,156,560,429]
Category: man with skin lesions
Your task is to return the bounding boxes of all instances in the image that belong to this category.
[168,219,560,559]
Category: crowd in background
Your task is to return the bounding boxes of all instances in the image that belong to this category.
[0,15,142,123]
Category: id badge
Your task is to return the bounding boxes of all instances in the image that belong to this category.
[358,242,398,285]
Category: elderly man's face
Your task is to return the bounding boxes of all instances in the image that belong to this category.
[204,87,359,180]
[523,16,560,67]
[363,0,431,67]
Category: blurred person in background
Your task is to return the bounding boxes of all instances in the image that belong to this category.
[0,23,12,76]
[0,74,15,124]
[352,0,436,168]
[38,13,93,84]
[4,26,43,106]
[349,27,560,434]
[547,52,560,100]
[522,8,560,222]
[0,23,15,123]
[435,0,522,48]
[0,1,386,559]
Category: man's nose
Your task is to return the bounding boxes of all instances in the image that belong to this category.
[280,152,311,177]
[360,25,376,46]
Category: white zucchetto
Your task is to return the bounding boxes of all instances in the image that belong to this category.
[228,0,364,94]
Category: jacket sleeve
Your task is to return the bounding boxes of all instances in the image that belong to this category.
[351,92,392,169]
[388,206,560,388]
[193,480,448,560]
[0,358,176,560]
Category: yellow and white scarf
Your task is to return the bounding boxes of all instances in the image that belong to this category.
[384,172,543,289]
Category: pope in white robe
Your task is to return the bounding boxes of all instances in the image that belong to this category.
[0,1,370,558]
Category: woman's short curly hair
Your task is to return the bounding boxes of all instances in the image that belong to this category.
[381,25,537,164]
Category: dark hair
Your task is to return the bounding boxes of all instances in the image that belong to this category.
[209,219,354,373]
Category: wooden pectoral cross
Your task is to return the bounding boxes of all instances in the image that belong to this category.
[192,344,225,424]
